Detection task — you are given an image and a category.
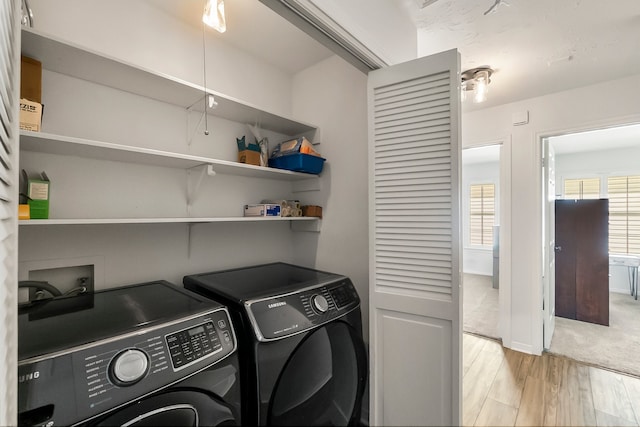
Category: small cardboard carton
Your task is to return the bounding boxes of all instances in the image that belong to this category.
[27,174,50,219]
[18,204,30,220]
[20,56,43,132]
[301,205,322,219]
[20,98,42,132]
[238,149,261,166]
[244,204,281,217]
[21,56,42,103]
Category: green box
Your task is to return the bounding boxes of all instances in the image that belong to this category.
[27,178,50,219]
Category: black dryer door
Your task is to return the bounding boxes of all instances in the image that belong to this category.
[268,321,367,426]
[93,390,236,426]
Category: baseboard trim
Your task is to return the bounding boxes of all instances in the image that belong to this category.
[510,340,536,355]
[463,270,492,276]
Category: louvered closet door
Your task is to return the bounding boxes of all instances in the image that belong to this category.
[368,49,461,426]
[0,0,20,425]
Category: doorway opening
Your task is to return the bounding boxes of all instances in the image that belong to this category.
[462,144,501,340]
[542,121,640,377]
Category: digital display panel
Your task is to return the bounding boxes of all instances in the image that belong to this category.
[188,325,205,336]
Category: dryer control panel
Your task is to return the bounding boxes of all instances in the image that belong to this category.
[246,278,359,341]
[18,308,236,427]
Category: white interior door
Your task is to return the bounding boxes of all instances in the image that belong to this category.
[368,49,461,426]
[543,139,556,349]
[0,0,21,424]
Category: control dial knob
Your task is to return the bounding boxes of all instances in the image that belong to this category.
[109,349,149,386]
[312,294,329,313]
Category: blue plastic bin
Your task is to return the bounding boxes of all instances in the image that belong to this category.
[268,153,326,174]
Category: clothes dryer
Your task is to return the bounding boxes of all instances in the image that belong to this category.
[184,262,367,426]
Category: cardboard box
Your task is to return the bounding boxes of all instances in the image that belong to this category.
[21,56,42,103]
[20,99,42,132]
[238,150,261,166]
[18,204,30,220]
[244,204,281,217]
[27,177,50,219]
[301,205,322,218]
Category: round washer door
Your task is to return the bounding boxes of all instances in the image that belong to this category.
[94,390,236,427]
[268,321,367,426]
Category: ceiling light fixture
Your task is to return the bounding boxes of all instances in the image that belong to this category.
[461,67,493,103]
[203,0,226,33]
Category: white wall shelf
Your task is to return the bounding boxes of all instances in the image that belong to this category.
[19,217,318,226]
[21,28,318,136]
[18,29,323,234]
[20,131,320,181]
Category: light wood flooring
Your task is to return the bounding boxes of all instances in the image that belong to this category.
[464,333,640,426]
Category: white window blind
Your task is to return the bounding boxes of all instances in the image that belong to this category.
[564,177,600,199]
[608,175,640,254]
[469,183,494,246]
[0,0,20,425]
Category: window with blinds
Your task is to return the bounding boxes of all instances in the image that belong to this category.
[608,176,640,254]
[564,177,600,199]
[469,183,494,246]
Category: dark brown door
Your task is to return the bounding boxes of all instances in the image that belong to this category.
[555,199,609,326]
[555,200,577,320]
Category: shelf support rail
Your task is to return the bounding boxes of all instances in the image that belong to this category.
[187,164,216,215]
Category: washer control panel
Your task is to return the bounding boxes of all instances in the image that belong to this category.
[165,319,230,371]
[17,308,236,427]
[110,348,149,385]
[247,278,359,341]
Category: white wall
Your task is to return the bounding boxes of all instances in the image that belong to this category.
[555,146,640,181]
[19,1,372,343]
[19,69,302,289]
[463,72,640,354]
[17,1,327,293]
[290,55,370,340]
[27,0,292,117]
[462,160,500,275]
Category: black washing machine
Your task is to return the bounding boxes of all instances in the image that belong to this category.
[18,280,242,426]
[183,262,368,426]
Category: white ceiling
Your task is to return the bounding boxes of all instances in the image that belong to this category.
[403,0,640,111]
[151,0,640,158]
[151,0,640,113]
[146,0,334,74]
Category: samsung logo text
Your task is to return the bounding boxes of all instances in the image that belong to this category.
[19,372,40,383]
[268,302,287,309]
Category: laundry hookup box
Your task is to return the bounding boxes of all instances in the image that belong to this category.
[244,204,281,217]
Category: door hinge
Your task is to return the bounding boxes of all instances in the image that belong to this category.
[541,157,546,168]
